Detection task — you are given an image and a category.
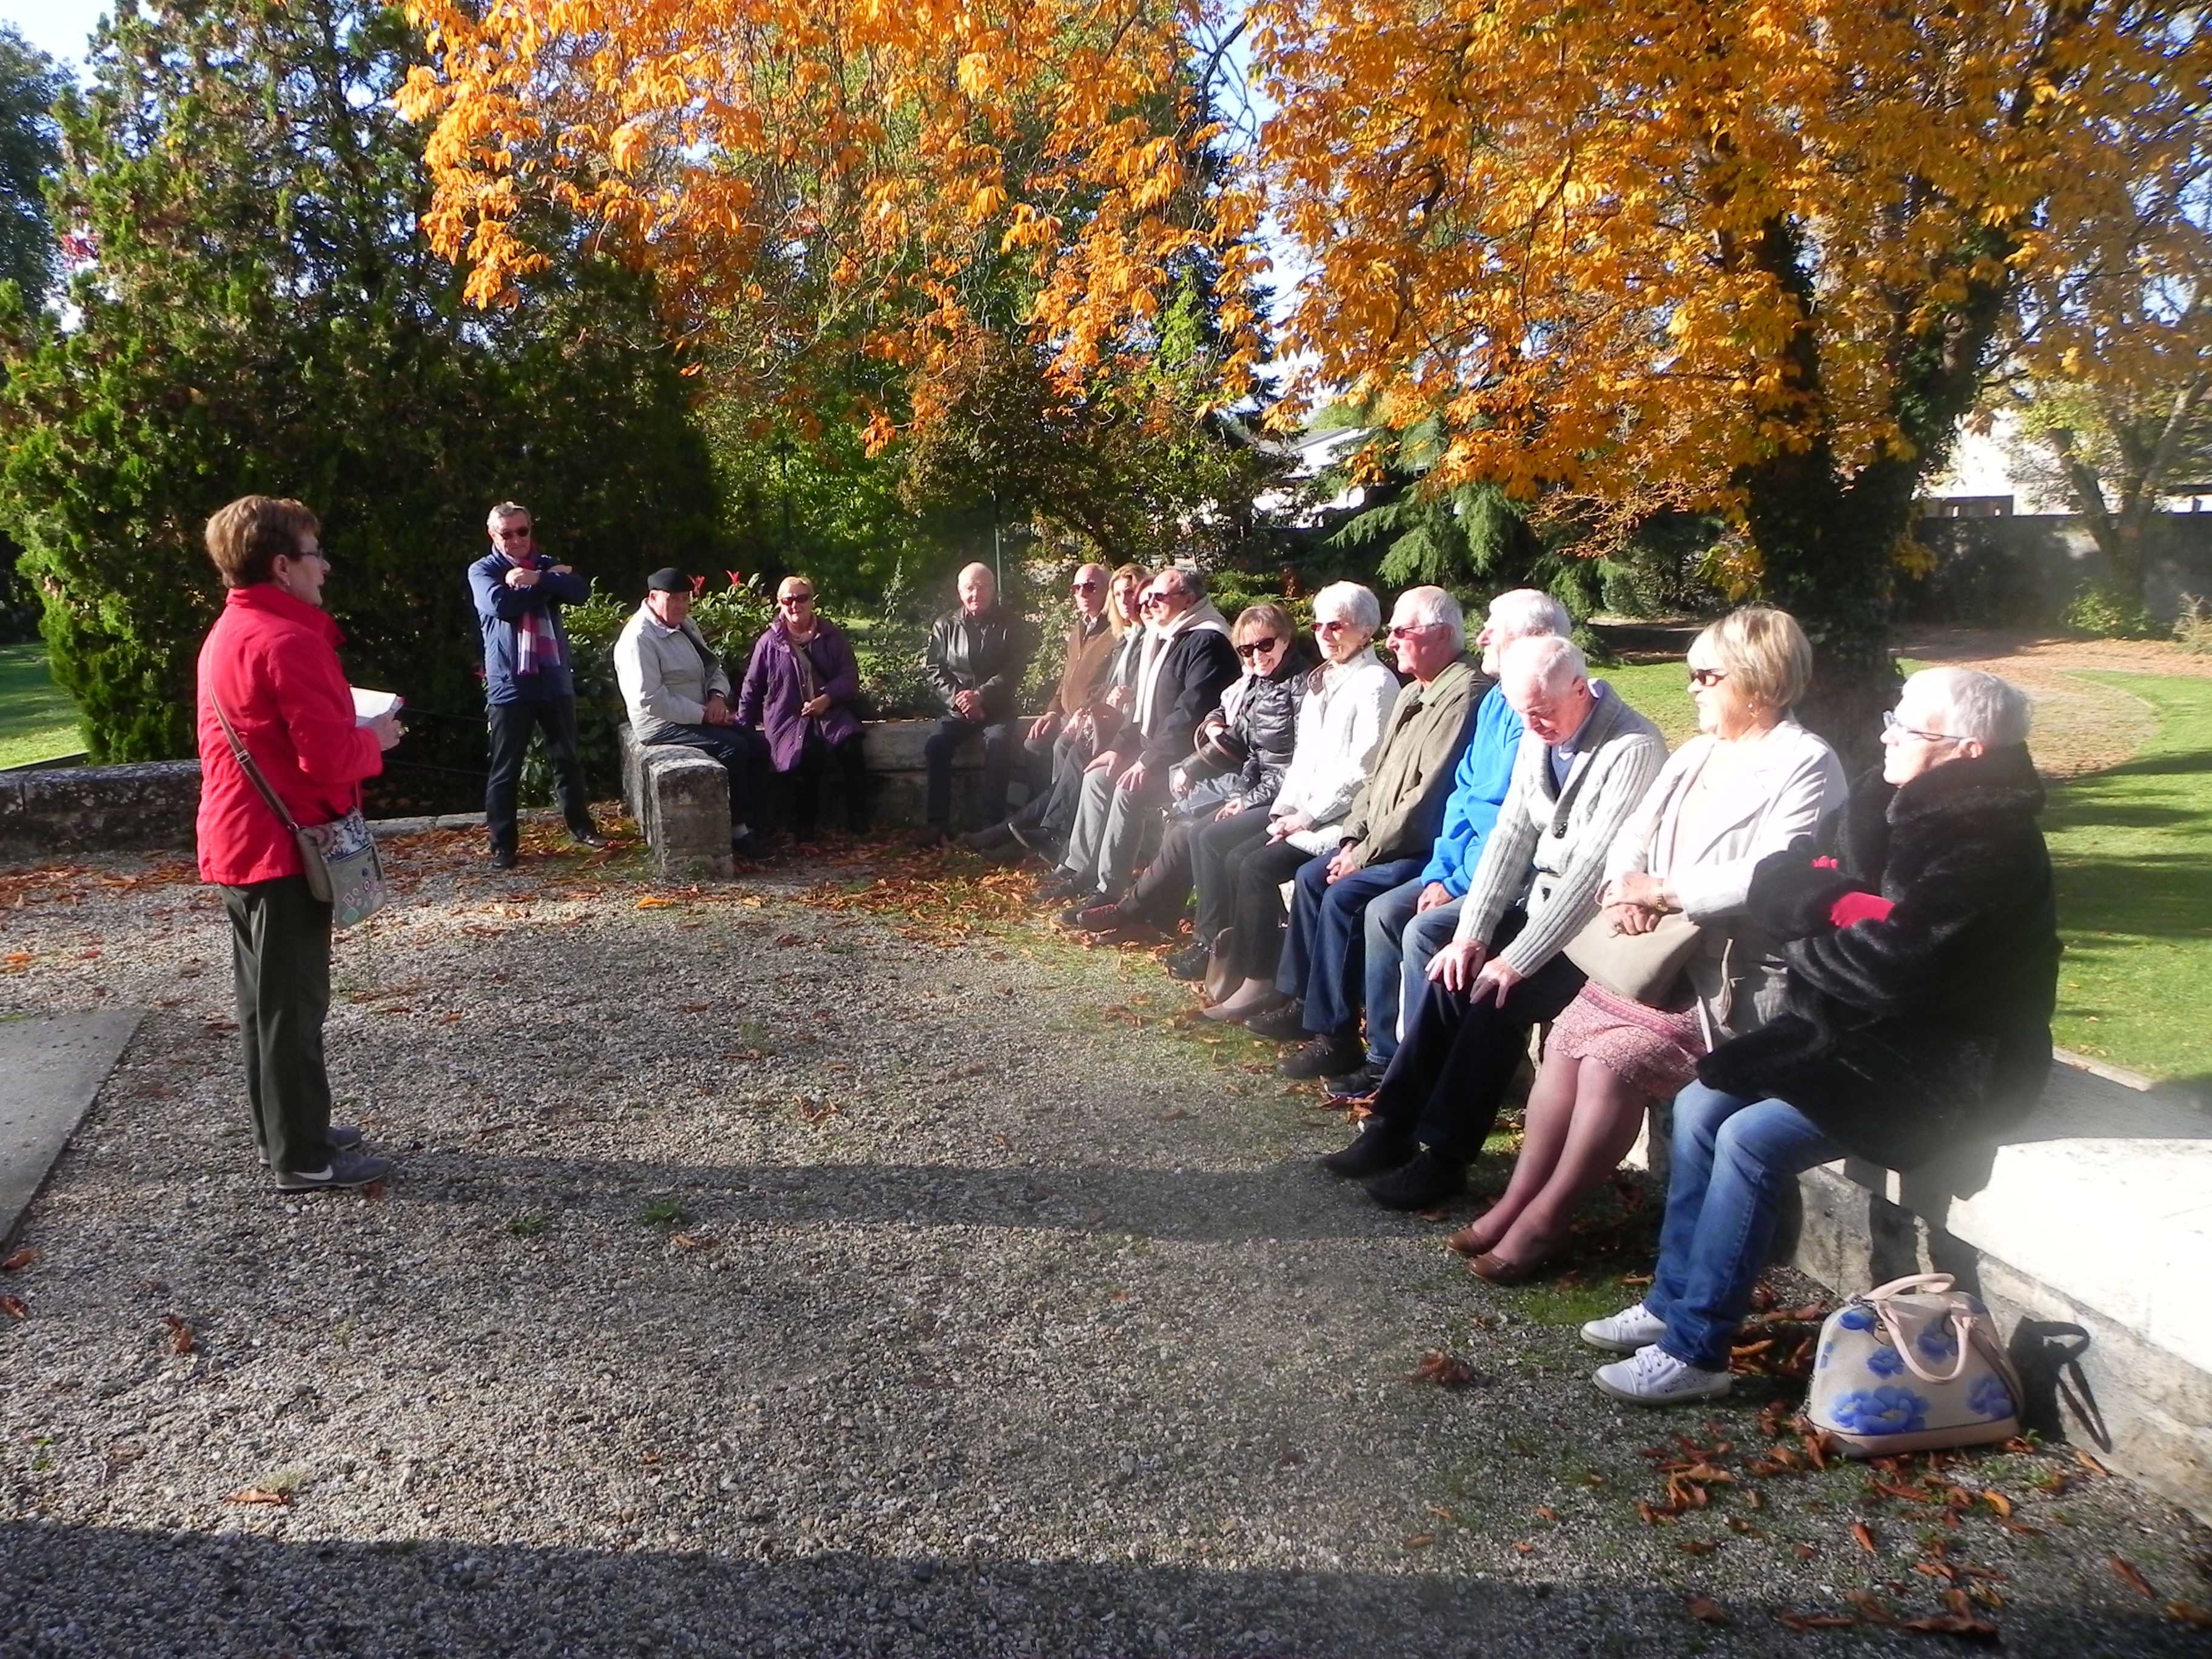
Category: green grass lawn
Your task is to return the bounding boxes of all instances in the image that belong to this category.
[0,644,85,769]
[1595,658,1701,745]
[2042,671,2212,1088]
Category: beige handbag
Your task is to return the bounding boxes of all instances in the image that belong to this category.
[1563,907,1703,1004]
[1807,1273,2023,1456]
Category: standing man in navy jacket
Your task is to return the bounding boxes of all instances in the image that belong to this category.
[468,501,606,870]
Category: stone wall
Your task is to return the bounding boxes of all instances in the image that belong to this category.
[1903,514,2212,626]
[0,760,202,865]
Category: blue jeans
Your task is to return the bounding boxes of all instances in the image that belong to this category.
[1275,856,1424,1036]
[1645,1083,1842,1371]
[1360,879,1463,1067]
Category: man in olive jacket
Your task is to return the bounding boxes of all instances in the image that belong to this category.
[1250,588,1484,1077]
[920,563,1034,841]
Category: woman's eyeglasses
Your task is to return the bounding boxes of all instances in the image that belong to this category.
[1236,637,1281,658]
[1687,666,1726,688]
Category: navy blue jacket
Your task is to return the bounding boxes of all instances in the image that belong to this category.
[469,549,589,705]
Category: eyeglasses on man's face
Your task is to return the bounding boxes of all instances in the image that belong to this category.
[1236,636,1281,659]
[1071,578,1102,591]
[1387,620,1439,639]
[495,525,532,540]
[1882,709,1955,745]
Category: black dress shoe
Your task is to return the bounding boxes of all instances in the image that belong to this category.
[488,846,517,871]
[1364,1147,1467,1210]
[1321,1061,1385,1101]
[959,823,1013,852]
[1165,942,1212,981]
[1243,1000,1309,1042]
[1280,1031,1363,1079]
[1319,1124,1416,1179]
[570,829,611,850]
[1034,871,1090,903]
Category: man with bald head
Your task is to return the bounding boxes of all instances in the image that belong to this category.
[962,561,1117,856]
[919,562,1034,843]
[1323,634,1666,1210]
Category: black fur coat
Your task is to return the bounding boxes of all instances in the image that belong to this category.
[1697,743,2060,1170]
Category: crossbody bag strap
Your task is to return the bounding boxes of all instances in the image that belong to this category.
[209,691,304,834]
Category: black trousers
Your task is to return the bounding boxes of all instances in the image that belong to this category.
[1367,907,1587,1164]
[779,730,868,838]
[223,875,336,1176]
[1155,803,1268,936]
[924,714,1020,831]
[646,724,774,831]
[1220,834,1317,980]
[484,695,595,854]
[1009,722,1094,851]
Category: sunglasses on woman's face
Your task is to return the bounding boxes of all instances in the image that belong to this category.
[1236,637,1281,658]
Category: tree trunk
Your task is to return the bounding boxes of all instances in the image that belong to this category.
[1740,443,1905,776]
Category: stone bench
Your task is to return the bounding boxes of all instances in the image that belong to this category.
[0,760,201,862]
[617,718,1034,880]
[1778,1061,2212,1519]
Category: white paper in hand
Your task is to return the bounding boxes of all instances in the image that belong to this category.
[351,686,403,725]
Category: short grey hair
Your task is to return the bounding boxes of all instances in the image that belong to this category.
[1911,667,2033,747]
[1161,565,1206,598]
[1487,588,1571,643]
[1393,585,1466,651]
[1312,580,1381,634]
[1502,632,1587,690]
[486,501,530,531]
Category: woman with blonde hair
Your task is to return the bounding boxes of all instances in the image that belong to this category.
[1450,606,1845,1281]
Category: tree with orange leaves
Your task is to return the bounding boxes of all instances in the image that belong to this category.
[404,0,2210,745]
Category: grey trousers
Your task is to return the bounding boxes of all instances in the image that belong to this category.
[223,874,337,1176]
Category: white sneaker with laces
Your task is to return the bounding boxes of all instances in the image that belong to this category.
[1593,1344,1732,1405]
[1581,1301,1668,1353]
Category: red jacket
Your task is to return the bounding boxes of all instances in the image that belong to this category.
[195,585,384,886]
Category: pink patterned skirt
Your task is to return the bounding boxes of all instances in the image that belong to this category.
[1546,982,1708,1101]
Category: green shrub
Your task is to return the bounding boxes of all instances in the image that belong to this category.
[2061,586,2161,640]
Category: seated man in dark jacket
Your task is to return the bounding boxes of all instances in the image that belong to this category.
[1041,566,1239,913]
[1581,668,2059,1407]
[919,563,1034,843]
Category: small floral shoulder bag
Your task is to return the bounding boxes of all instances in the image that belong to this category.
[1807,1273,2024,1456]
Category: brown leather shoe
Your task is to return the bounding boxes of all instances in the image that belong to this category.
[1467,1250,1550,1285]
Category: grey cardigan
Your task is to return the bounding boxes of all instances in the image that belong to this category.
[1452,683,1667,976]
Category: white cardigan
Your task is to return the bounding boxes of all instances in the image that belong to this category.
[1268,649,1398,853]
[1605,719,1847,1036]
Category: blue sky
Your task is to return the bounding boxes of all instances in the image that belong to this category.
[2,0,107,67]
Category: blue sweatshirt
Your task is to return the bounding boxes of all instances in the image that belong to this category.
[1416,683,1524,896]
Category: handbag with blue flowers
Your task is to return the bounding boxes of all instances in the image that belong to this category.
[1806,1273,2023,1456]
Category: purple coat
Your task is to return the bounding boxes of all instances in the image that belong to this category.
[738,617,864,771]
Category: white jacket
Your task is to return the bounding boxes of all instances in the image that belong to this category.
[1268,648,1398,853]
[1606,719,1846,1037]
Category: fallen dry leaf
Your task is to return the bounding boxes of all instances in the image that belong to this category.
[1980,1489,2012,1519]
[1851,1521,1878,1554]
[1777,1613,1858,1632]
[1678,1539,1718,1556]
[2110,1557,2157,1599]
[1533,1506,1558,1523]
[1404,1351,1479,1389]
[0,1247,36,1272]
[1684,1595,1730,1625]
[1793,1543,1817,1562]
[162,1315,193,1354]
[224,1487,291,1507]
[1511,1541,1535,1555]
[1900,1611,1999,1641]
[0,1294,26,1320]
[2074,1449,2108,1476]
[1844,1590,1898,1626]
[1402,1533,1435,1549]
[2167,1602,2212,1629]
[669,1233,719,1252]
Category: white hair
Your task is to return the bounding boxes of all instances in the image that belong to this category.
[1501,632,1587,690]
[1909,667,2032,747]
[1312,580,1381,634]
[1393,585,1466,651]
[1487,588,1572,643]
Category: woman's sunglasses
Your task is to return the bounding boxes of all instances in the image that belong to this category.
[1236,637,1281,658]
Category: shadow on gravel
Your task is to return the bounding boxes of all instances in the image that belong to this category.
[2,1518,2197,1659]
[383,1150,1418,1242]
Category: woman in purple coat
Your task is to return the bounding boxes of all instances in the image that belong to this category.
[738,575,868,837]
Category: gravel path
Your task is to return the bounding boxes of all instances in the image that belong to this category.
[1,828,2207,1658]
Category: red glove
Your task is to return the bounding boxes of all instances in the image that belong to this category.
[1829,891,1895,928]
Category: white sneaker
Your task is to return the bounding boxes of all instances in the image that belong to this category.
[1581,1301,1669,1353]
[1593,1344,1732,1405]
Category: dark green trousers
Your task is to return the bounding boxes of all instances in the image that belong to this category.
[223,874,336,1176]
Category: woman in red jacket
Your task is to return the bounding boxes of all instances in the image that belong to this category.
[196,497,403,1190]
